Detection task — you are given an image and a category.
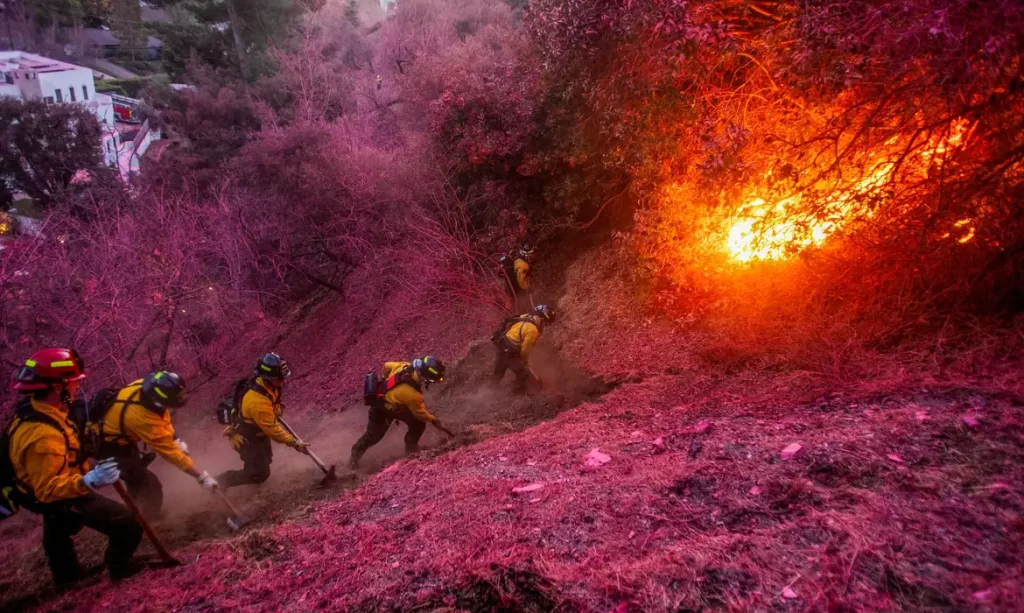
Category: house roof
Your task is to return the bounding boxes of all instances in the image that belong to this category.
[64,28,163,49]
[0,51,85,73]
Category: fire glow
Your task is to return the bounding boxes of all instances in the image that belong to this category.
[725,121,973,262]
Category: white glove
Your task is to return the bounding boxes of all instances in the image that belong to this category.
[175,438,189,454]
[83,458,120,490]
[196,471,218,490]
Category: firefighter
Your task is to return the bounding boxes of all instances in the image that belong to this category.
[349,357,452,468]
[3,349,143,585]
[492,304,556,392]
[502,244,535,313]
[98,371,218,515]
[216,353,309,488]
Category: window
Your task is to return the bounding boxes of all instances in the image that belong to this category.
[69,86,76,102]
[82,85,89,100]
[55,89,63,102]
[44,96,54,104]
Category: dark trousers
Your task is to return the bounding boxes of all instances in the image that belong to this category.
[40,493,143,585]
[351,405,426,462]
[492,345,531,391]
[100,443,163,516]
[217,436,273,488]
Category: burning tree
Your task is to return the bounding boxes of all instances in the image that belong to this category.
[518,0,1024,369]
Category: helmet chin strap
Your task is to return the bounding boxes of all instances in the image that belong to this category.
[59,384,73,410]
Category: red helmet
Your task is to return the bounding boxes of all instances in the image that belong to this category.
[11,348,87,392]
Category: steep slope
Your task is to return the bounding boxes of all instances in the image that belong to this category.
[5,250,1023,612]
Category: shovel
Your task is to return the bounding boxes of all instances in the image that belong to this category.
[113,480,180,567]
[279,417,337,485]
[213,489,249,532]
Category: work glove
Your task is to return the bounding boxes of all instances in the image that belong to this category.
[292,440,310,455]
[176,438,189,454]
[83,458,120,490]
[196,471,218,490]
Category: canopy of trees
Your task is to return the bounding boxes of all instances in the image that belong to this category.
[0,99,108,207]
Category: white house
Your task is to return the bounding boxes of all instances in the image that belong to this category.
[0,51,123,166]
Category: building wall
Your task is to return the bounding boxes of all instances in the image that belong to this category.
[37,67,95,105]
[14,70,43,100]
[0,84,22,100]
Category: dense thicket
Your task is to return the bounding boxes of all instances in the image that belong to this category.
[3,0,1022,401]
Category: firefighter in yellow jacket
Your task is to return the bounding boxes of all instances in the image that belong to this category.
[349,357,452,468]
[99,371,218,515]
[217,353,309,488]
[492,304,556,392]
[3,348,142,585]
[502,244,535,313]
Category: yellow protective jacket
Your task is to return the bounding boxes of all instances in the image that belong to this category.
[382,362,437,424]
[514,258,531,291]
[239,379,296,446]
[7,399,89,504]
[102,380,195,473]
[505,315,542,361]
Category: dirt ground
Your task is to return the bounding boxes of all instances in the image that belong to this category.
[0,328,619,611]
[2,248,1022,612]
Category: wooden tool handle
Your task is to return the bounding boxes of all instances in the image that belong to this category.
[214,489,242,515]
[279,417,332,475]
[113,480,179,565]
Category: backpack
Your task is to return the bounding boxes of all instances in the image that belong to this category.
[490,315,536,347]
[498,254,517,288]
[74,387,119,458]
[74,386,145,458]
[1,398,74,519]
[216,378,254,426]
[363,366,420,407]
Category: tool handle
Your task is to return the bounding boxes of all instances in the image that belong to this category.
[279,417,331,475]
[308,450,328,470]
[113,480,179,565]
[278,416,297,438]
[214,489,242,515]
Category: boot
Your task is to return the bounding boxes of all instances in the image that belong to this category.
[109,559,146,581]
[347,452,362,469]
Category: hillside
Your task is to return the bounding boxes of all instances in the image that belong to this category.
[3,0,1024,610]
[3,249,1021,612]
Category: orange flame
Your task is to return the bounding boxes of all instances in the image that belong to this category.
[725,120,973,262]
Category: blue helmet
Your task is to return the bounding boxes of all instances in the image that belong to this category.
[142,371,188,409]
[412,356,446,383]
[534,304,555,323]
[255,352,291,381]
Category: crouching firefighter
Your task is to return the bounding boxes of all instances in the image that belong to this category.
[216,353,309,488]
[492,304,556,392]
[92,371,217,516]
[498,244,535,313]
[1,349,143,585]
[350,357,453,468]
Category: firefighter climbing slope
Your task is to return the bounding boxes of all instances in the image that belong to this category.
[500,244,536,313]
[492,304,557,393]
[1,349,143,585]
[350,357,453,468]
[94,371,218,516]
[216,353,310,488]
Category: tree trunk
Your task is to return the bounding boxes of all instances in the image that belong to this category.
[225,0,249,79]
